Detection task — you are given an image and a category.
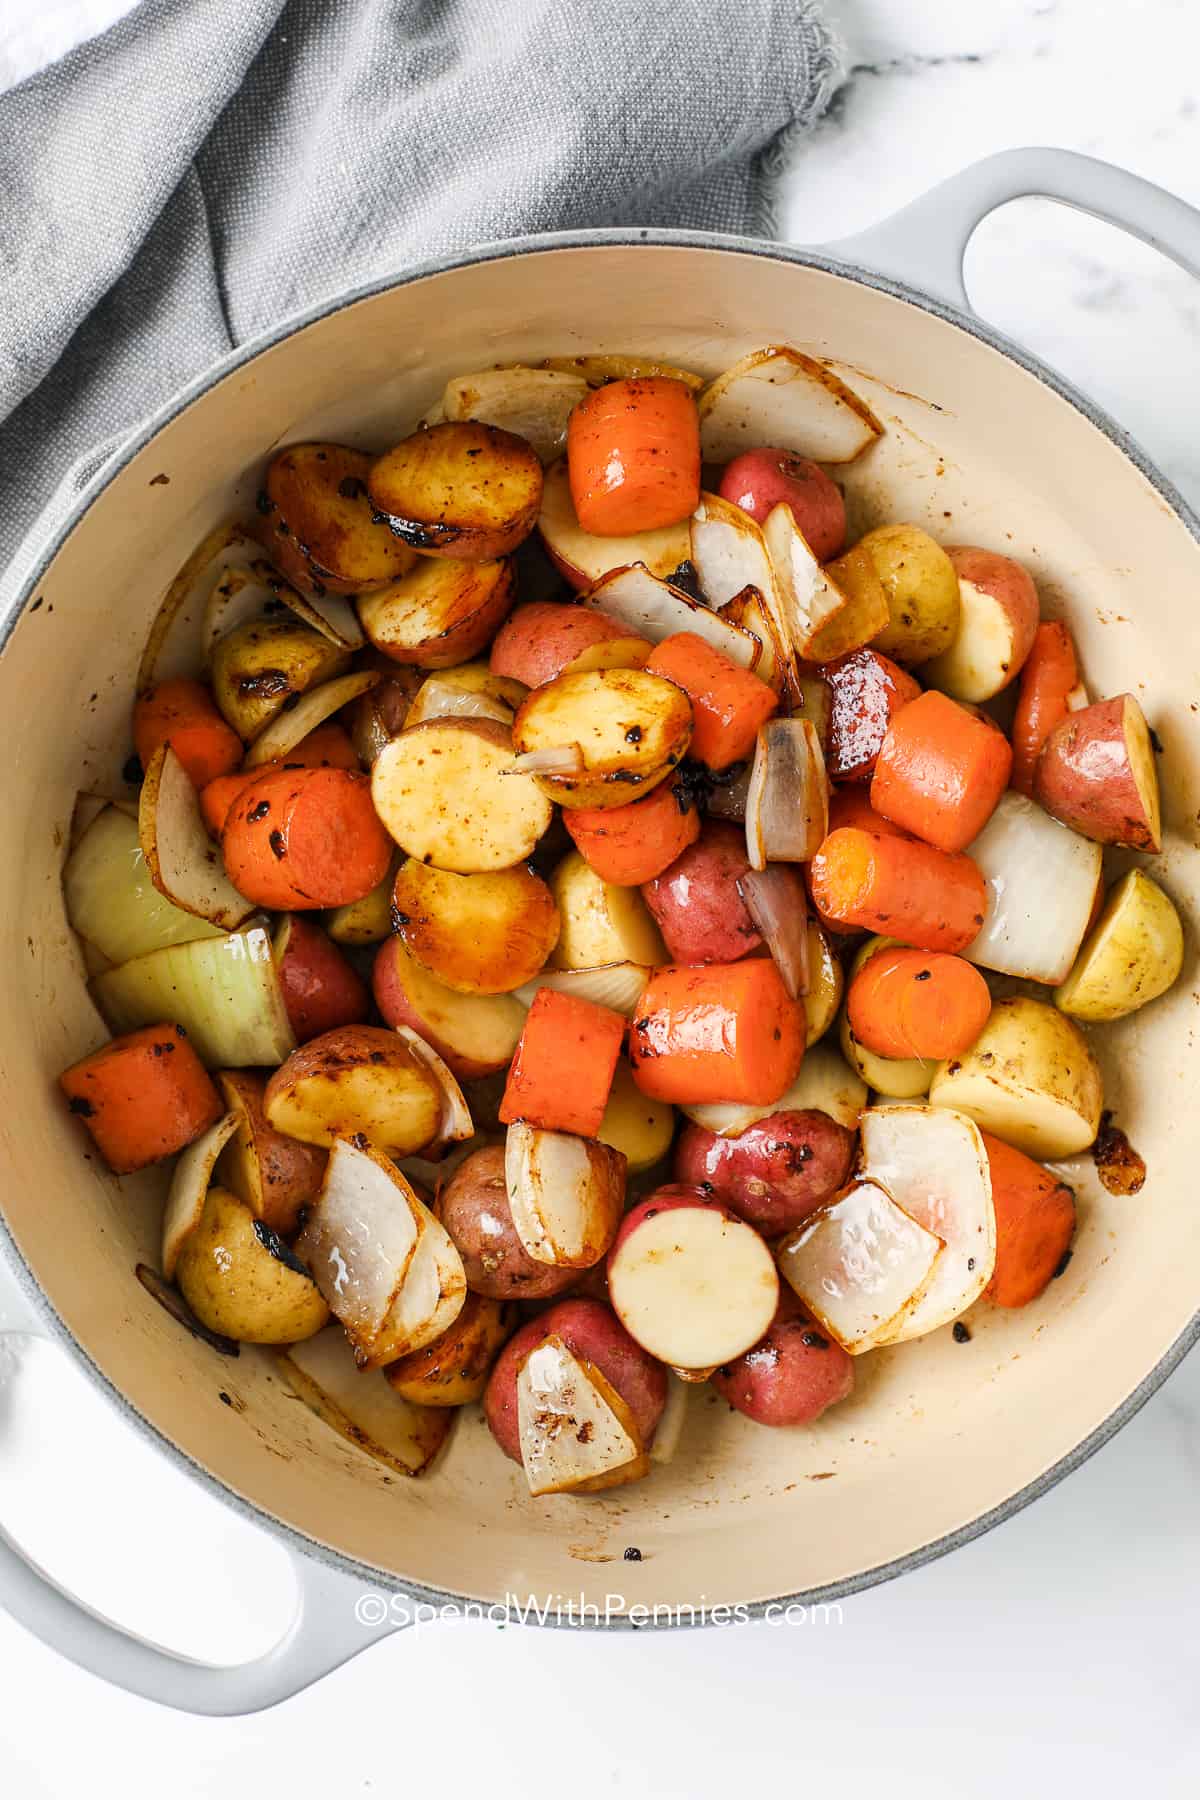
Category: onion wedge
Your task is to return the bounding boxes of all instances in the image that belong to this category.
[404,678,514,729]
[581,563,762,670]
[278,1326,452,1477]
[504,744,584,777]
[697,346,883,464]
[93,925,296,1067]
[859,1105,995,1341]
[65,804,224,965]
[737,866,810,998]
[690,493,781,610]
[762,504,851,658]
[649,1373,691,1466]
[442,366,588,462]
[776,1180,943,1354]
[513,962,650,1018]
[393,1025,475,1159]
[504,1122,625,1268]
[745,717,828,869]
[161,1111,239,1280]
[243,670,379,767]
[965,790,1102,986]
[139,521,254,690]
[138,745,256,928]
[679,1041,867,1137]
[203,558,363,658]
[516,1335,646,1496]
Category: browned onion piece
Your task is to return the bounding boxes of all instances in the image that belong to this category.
[737,866,810,998]
[744,717,828,869]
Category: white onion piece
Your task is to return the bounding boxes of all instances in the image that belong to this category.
[404,678,513,728]
[139,521,256,690]
[690,492,780,611]
[697,347,883,464]
[367,1209,467,1370]
[278,1327,451,1477]
[504,1121,625,1268]
[243,669,379,767]
[294,1139,424,1356]
[442,366,588,463]
[513,963,650,1018]
[161,1111,239,1280]
[65,805,224,964]
[203,559,363,658]
[776,1180,943,1354]
[745,717,828,870]
[581,562,762,670]
[860,1105,995,1341]
[138,745,256,928]
[717,585,786,692]
[964,790,1102,986]
[516,1336,645,1496]
[92,926,296,1067]
[762,503,850,657]
[649,1373,690,1466]
[504,744,584,776]
[679,1041,867,1136]
[393,1026,475,1158]
[738,866,810,998]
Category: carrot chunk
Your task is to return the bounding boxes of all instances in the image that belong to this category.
[1011,622,1081,796]
[644,633,777,770]
[133,679,243,789]
[808,827,986,954]
[563,780,700,886]
[499,988,626,1137]
[59,1024,222,1174]
[567,377,700,536]
[826,784,912,840]
[222,766,393,910]
[870,689,1012,851]
[847,945,992,1061]
[198,723,361,836]
[981,1132,1076,1307]
[629,961,805,1107]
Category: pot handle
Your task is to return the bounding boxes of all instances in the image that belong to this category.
[0,1240,410,1715]
[821,146,1200,311]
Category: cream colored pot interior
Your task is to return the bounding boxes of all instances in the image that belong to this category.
[3,242,1197,1611]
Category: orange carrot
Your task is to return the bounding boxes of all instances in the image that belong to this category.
[222,767,393,910]
[199,771,254,838]
[870,689,1012,852]
[563,780,700,885]
[808,827,987,954]
[644,632,778,770]
[981,1132,1076,1307]
[629,961,805,1106]
[499,988,626,1136]
[847,945,992,1061]
[826,784,912,840]
[567,377,700,536]
[198,723,361,836]
[59,1024,222,1174]
[1011,622,1081,796]
[134,678,243,789]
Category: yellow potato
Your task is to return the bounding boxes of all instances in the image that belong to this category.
[324,856,400,945]
[210,616,350,741]
[858,523,960,665]
[392,856,560,994]
[803,920,843,1047]
[174,1185,330,1345]
[596,1059,675,1173]
[368,421,544,560]
[837,935,932,1098]
[804,543,890,664]
[371,718,553,872]
[264,1024,444,1154]
[548,851,666,969]
[928,994,1103,1159]
[383,1293,515,1406]
[358,557,516,668]
[215,1070,327,1238]
[513,667,692,811]
[1055,869,1185,1021]
[262,442,416,593]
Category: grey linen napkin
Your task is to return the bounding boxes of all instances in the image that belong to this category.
[0,0,842,589]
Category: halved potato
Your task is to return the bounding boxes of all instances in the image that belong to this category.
[1033,693,1162,852]
[324,855,400,945]
[357,556,515,668]
[928,995,1103,1159]
[442,366,587,462]
[384,1292,515,1406]
[548,850,666,969]
[210,615,351,741]
[857,523,960,665]
[138,745,256,929]
[371,718,553,871]
[280,1326,453,1474]
[264,1023,444,1154]
[596,1059,675,1172]
[262,442,417,593]
[216,1069,327,1237]
[538,458,692,590]
[697,346,883,464]
[512,667,692,810]
[392,857,560,994]
[374,935,527,1078]
[542,353,703,390]
[1055,869,1185,1021]
[174,1185,331,1345]
[368,421,543,560]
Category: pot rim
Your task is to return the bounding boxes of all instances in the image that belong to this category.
[3,224,1198,1625]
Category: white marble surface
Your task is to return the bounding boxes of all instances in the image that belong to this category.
[3,1,1200,1792]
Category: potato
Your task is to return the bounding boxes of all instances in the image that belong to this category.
[922,547,1040,702]
[710,1290,854,1427]
[640,821,760,964]
[216,1070,327,1237]
[437,1143,579,1300]
[717,450,846,561]
[357,556,515,668]
[371,718,554,872]
[548,850,665,969]
[264,1023,445,1154]
[1055,869,1185,1021]
[272,913,370,1043]
[803,920,843,1046]
[391,856,560,994]
[174,1185,331,1344]
[596,1059,675,1173]
[1033,693,1162,852]
[373,937,526,1078]
[368,421,543,560]
[491,601,650,689]
[857,523,960,665]
[383,1292,516,1406]
[538,458,692,592]
[929,994,1103,1159]
[513,667,692,810]
[673,1108,854,1237]
[347,662,424,764]
[325,855,400,945]
[210,616,351,742]
[261,443,417,594]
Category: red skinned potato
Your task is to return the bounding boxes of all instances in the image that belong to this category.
[673,1109,855,1238]
[718,450,846,562]
[372,938,525,1081]
[1033,693,1162,851]
[922,547,1040,704]
[484,1296,668,1463]
[272,915,370,1044]
[711,1289,855,1426]
[824,647,922,782]
[216,1070,327,1238]
[437,1143,579,1301]
[640,821,761,964]
[490,601,649,687]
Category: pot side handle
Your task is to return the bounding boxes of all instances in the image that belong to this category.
[0,1240,411,1715]
[820,147,1200,311]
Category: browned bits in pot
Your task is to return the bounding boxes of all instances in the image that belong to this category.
[1092,1111,1147,1196]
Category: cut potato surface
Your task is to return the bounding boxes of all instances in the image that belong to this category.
[280,1327,452,1476]
[392,857,559,995]
[263,442,417,593]
[513,667,692,810]
[368,421,543,560]
[1055,868,1185,1021]
[928,995,1103,1159]
[776,1180,943,1354]
[373,936,527,1075]
[698,347,883,464]
[442,366,587,462]
[371,718,553,872]
[357,556,515,669]
[548,850,665,969]
[608,1198,779,1370]
[264,1024,444,1155]
[538,458,692,590]
[385,1292,515,1408]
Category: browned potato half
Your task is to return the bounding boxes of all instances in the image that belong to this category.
[512,668,692,811]
[264,1024,445,1154]
[211,616,351,741]
[371,718,553,872]
[392,856,560,994]
[368,422,544,560]
[216,1070,327,1237]
[174,1185,331,1345]
[262,443,418,594]
[358,555,515,668]
[383,1293,516,1405]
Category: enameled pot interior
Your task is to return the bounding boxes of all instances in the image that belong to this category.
[2,241,1197,1612]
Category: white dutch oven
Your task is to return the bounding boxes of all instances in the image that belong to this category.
[1,149,1198,1715]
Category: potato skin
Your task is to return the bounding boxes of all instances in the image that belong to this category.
[711,1290,854,1426]
[216,1070,327,1237]
[1033,694,1162,852]
[262,442,416,593]
[437,1144,578,1301]
[717,451,846,562]
[368,421,544,560]
[858,523,961,666]
[175,1186,330,1345]
[641,821,761,964]
[211,617,351,742]
[384,1293,516,1406]
[674,1109,855,1236]
[1055,869,1184,1021]
[484,1297,668,1463]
